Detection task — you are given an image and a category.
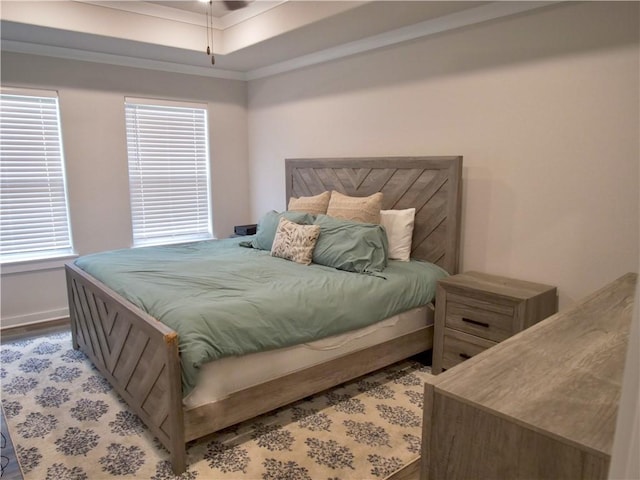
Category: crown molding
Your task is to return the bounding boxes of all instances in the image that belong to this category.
[75,0,287,30]
[76,1,208,27]
[246,1,559,80]
[1,40,247,80]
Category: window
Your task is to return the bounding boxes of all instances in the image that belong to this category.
[0,88,73,263]
[125,98,212,246]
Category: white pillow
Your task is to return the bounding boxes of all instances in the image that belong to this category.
[380,208,416,261]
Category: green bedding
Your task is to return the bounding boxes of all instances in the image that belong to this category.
[75,237,448,395]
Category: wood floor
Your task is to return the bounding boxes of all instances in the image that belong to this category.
[1,317,70,343]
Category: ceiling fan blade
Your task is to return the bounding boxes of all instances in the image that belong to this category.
[222,1,248,10]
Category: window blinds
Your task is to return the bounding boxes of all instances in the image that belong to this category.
[125,99,211,246]
[0,91,73,261]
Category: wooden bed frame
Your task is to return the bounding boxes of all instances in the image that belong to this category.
[65,155,462,474]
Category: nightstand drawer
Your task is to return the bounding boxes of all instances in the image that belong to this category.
[441,329,496,370]
[445,298,515,342]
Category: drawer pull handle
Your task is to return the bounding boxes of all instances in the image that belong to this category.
[462,317,490,328]
[459,353,472,360]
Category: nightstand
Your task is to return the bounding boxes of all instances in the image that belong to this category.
[230,224,257,238]
[432,271,557,374]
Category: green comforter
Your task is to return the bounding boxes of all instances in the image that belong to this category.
[75,237,448,395]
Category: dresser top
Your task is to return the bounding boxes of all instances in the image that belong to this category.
[439,271,556,300]
[433,272,637,456]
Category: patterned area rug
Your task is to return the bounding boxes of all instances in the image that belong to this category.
[1,403,24,479]
[0,330,429,479]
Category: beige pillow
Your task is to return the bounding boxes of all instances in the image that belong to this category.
[326,191,383,224]
[287,191,330,215]
[271,217,320,265]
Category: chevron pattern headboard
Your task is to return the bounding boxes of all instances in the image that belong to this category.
[285,156,462,274]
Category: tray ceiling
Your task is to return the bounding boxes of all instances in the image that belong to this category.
[0,1,558,80]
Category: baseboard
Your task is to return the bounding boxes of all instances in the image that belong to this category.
[0,316,70,340]
[0,308,69,329]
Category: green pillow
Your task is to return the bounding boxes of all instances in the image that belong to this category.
[312,214,388,273]
[252,210,315,251]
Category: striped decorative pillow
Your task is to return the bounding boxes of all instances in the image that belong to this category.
[326,191,383,224]
[287,191,330,215]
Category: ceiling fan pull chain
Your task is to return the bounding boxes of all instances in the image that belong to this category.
[205,0,209,54]
[212,0,216,65]
[207,0,215,65]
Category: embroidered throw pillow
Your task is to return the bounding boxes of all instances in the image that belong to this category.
[271,217,321,265]
[252,210,315,251]
[287,191,331,215]
[326,191,383,224]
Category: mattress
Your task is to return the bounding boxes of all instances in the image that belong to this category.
[183,304,433,409]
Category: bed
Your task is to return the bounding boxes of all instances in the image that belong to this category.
[65,155,462,474]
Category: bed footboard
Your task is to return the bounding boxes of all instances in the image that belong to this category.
[65,263,186,473]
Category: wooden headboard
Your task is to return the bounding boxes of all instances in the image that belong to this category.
[285,156,462,274]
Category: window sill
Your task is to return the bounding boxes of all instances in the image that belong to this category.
[1,254,78,275]
[133,235,213,248]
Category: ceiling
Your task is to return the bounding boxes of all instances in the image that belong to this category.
[147,1,246,17]
[0,1,557,80]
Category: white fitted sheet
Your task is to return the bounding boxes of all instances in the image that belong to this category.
[183,304,433,408]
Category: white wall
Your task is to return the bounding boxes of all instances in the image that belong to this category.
[247,1,639,309]
[0,54,250,327]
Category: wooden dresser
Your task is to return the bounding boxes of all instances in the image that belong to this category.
[432,271,558,374]
[421,272,637,480]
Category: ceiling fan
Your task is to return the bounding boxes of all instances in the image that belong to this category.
[221,1,248,10]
